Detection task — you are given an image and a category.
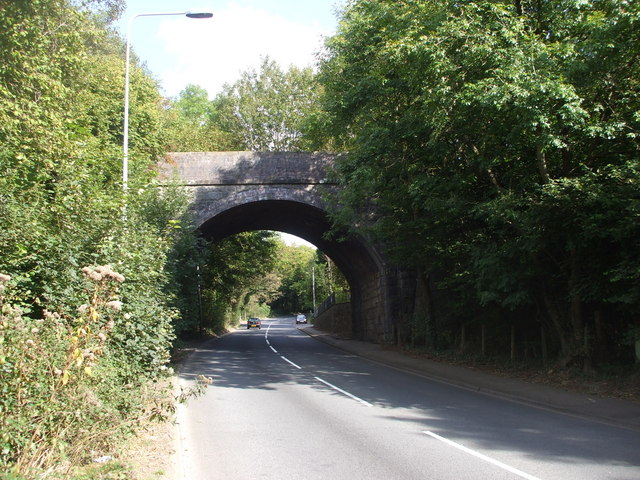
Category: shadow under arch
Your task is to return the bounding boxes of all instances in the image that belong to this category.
[198,199,385,339]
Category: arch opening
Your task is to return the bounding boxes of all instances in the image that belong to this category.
[198,200,380,287]
[197,200,384,338]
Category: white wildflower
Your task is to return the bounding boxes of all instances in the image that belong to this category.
[105,300,122,311]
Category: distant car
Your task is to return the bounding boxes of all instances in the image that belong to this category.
[296,314,307,324]
[247,318,261,329]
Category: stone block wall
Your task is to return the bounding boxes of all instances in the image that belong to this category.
[313,302,353,338]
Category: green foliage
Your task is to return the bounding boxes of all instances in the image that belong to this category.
[199,232,280,330]
[1,268,132,472]
[162,59,330,153]
[163,84,238,152]
[192,234,350,327]
[0,0,207,475]
[271,243,318,313]
[214,57,324,151]
[312,249,350,306]
[173,84,214,126]
[319,0,640,365]
[269,242,349,315]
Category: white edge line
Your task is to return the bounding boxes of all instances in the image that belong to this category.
[269,345,277,353]
[314,376,373,407]
[423,431,542,480]
[280,356,302,369]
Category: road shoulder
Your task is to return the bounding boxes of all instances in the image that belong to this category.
[300,326,640,433]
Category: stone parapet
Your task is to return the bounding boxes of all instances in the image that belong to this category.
[159,151,337,186]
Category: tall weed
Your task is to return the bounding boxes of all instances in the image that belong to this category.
[0,266,166,476]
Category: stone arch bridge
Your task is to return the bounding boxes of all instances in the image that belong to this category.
[159,151,412,343]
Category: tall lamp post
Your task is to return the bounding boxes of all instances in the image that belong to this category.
[123,10,213,197]
[312,265,316,314]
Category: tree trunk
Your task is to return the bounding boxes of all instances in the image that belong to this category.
[540,283,573,367]
[413,266,437,350]
[568,248,587,369]
[514,0,523,16]
[583,326,594,373]
[511,325,516,362]
[541,325,548,366]
[536,141,551,184]
[460,324,466,352]
[423,271,436,349]
[593,310,606,362]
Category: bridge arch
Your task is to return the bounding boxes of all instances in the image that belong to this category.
[159,152,405,342]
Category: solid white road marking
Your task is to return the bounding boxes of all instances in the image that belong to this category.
[423,431,542,480]
[281,356,302,369]
[314,376,373,407]
[269,345,278,353]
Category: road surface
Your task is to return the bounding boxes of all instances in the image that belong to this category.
[177,317,640,480]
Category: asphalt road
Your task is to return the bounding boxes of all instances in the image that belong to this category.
[177,317,640,480]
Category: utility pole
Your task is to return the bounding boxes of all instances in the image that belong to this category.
[312,265,316,314]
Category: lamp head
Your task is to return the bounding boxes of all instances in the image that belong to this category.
[186,11,213,18]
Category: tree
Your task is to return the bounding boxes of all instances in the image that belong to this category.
[214,57,323,151]
[200,231,280,329]
[270,242,324,314]
[319,0,640,366]
[163,84,238,151]
[173,84,212,125]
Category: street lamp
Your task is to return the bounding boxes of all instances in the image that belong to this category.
[123,10,213,195]
[312,265,316,314]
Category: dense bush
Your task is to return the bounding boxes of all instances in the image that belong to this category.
[1,267,136,471]
[0,1,204,475]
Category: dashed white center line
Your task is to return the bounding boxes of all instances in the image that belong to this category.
[263,320,373,408]
[315,376,373,407]
[280,356,302,369]
[423,431,542,480]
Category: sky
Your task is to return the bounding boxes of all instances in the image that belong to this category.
[117,0,343,99]
[117,1,343,248]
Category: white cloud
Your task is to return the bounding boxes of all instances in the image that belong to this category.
[155,3,331,98]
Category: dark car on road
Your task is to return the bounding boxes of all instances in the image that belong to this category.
[247,318,261,329]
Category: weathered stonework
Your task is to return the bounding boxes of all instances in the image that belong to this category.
[159,151,411,344]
